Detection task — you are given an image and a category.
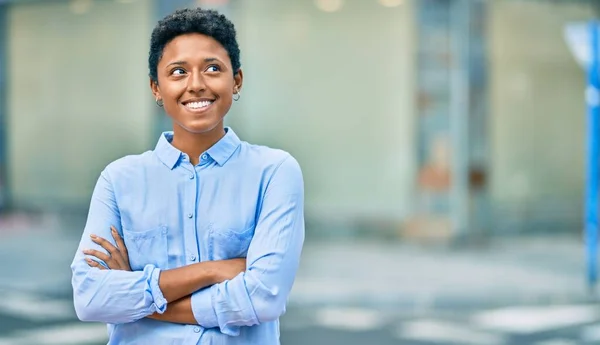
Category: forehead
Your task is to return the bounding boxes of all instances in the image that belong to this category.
[160,33,230,65]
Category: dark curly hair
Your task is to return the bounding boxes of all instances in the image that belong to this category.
[148,7,241,83]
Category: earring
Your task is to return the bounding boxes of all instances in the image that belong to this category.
[233,89,241,102]
[156,98,164,107]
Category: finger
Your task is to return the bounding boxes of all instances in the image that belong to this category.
[108,227,129,269]
[84,249,120,270]
[111,226,129,260]
[105,227,128,269]
[90,234,127,269]
[90,234,119,256]
[85,258,107,270]
[82,248,111,263]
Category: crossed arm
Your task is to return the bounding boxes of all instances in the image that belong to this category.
[71,156,305,334]
[83,227,245,324]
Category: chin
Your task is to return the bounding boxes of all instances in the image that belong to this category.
[179,120,222,134]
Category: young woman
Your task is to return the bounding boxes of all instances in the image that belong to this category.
[70,7,304,345]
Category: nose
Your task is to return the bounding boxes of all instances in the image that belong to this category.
[187,70,205,93]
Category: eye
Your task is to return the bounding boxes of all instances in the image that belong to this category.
[171,68,186,76]
[206,65,221,73]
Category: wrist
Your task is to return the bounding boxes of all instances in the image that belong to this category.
[147,312,162,321]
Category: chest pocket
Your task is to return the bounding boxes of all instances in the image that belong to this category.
[123,226,169,270]
[208,223,254,260]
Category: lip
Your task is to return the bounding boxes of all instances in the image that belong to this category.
[180,98,216,114]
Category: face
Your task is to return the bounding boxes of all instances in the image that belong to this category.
[151,33,243,135]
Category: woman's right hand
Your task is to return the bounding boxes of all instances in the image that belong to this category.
[83,226,132,271]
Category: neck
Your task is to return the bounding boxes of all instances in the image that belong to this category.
[171,123,226,165]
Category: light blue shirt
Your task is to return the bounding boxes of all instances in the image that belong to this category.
[71,128,305,344]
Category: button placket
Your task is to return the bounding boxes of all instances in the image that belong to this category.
[185,167,200,265]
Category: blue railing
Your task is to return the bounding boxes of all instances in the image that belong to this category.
[586,21,600,290]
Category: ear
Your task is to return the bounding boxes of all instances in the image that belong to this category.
[150,78,161,101]
[233,69,244,93]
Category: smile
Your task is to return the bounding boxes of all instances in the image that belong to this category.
[183,100,214,111]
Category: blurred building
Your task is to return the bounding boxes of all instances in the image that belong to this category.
[0,0,595,240]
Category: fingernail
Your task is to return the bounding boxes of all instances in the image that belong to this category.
[90,234,97,239]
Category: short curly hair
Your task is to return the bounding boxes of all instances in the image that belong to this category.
[148,7,241,83]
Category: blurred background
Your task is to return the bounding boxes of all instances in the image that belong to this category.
[0,0,599,344]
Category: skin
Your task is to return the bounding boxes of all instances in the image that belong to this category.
[84,33,246,325]
[151,32,243,165]
[86,229,242,324]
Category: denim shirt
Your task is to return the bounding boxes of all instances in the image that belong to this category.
[71,127,305,344]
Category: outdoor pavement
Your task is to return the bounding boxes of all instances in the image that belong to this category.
[0,212,599,344]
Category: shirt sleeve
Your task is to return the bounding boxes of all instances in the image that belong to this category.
[70,169,167,324]
[190,154,305,336]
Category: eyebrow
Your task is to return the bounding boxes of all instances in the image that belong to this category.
[204,57,221,63]
[166,60,187,67]
[166,58,223,67]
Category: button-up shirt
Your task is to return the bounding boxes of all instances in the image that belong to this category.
[70,128,305,344]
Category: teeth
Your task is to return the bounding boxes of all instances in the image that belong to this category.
[185,101,212,109]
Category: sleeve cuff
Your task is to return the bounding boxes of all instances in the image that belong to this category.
[191,286,219,328]
[145,265,167,314]
[192,285,242,336]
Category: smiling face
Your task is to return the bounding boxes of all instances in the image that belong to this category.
[150,33,243,135]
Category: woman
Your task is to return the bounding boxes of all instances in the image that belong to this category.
[70,7,305,345]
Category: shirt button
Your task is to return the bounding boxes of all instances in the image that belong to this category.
[190,255,197,261]
[201,154,208,160]
[189,174,194,179]
[193,326,200,333]
[187,213,193,219]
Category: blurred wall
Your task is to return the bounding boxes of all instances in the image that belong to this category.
[489,1,593,231]
[7,0,154,209]
[229,0,417,226]
[2,0,594,235]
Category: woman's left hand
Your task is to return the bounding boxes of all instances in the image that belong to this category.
[83,226,132,271]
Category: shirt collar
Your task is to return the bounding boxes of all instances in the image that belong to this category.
[154,127,241,169]
[154,132,181,170]
[205,127,241,166]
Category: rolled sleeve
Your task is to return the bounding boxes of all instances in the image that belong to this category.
[72,263,168,323]
[191,286,220,330]
[71,169,168,324]
[190,154,304,333]
[147,266,167,314]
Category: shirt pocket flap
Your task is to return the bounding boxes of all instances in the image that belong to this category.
[123,226,168,270]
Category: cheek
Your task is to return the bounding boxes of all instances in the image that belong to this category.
[161,87,184,108]
[213,78,234,98]
[215,87,234,109]
[163,93,180,110]
[219,95,234,113]
[158,83,179,101]
[221,93,233,104]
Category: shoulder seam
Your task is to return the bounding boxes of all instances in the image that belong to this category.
[264,153,291,190]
